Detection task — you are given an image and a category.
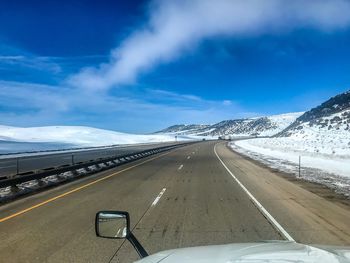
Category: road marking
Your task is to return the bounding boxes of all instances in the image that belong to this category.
[115,229,121,238]
[151,188,166,207]
[178,164,183,170]
[214,143,295,242]
[0,151,173,223]
[187,156,191,159]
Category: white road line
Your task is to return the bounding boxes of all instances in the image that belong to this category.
[214,143,295,242]
[178,164,184,170]
[151,188,166,207]
[187,156,191,160]
[114,229,121,237]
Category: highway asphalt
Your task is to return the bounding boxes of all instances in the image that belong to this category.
[0,142,179,178]
[0,141,349,263]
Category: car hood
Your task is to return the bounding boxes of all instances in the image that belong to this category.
[135,241,350,263]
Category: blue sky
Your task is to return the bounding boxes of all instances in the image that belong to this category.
[1,0,350,133]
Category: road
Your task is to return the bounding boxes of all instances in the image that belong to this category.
[0,141,349,262]
[0,142,180,178]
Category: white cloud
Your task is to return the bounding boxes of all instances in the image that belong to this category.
[0,80,250,132]
[148,89,203,102]
[0,81,68,112]
[223,100,232,106]
[0,55,62,74]
[69,0,350,90]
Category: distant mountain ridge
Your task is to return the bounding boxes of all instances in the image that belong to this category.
[157,112,303,137]
[159,90,350,139]
[158,124,211,135]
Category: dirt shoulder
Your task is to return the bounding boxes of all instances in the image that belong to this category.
[217,142,350,246]
[227,142,350,209]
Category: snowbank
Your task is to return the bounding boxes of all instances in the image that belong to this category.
[230,138,350,196]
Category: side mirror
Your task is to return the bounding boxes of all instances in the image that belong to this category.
[95,211,130,239]
[95,210,148,258]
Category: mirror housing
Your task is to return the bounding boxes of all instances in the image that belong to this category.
[95,210,149,258]
[95,211,130,239]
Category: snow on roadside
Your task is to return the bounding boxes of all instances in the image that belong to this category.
[0,125,194,146]
[230,138,350,197]
[0,125,209,155]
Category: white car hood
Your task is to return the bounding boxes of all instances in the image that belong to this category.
[135,241,350,263]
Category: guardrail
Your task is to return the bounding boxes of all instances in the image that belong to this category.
[0,142,184,179]
[0,142,195,199]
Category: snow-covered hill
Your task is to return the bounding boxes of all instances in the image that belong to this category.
[231,90,350,196]
[263,90,350,156]
[209,112,303,137]
[157,112,303,137]
[278,90,350,139]
[0,125,193,150]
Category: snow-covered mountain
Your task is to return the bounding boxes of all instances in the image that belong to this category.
[0,125,192,149]
[157,112,303,137]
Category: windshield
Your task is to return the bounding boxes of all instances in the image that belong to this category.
[0,1,350,263]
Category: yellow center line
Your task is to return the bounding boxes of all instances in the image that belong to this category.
[0,151,172,223]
